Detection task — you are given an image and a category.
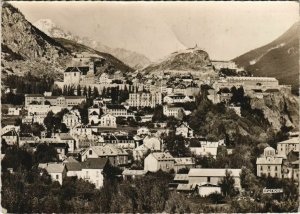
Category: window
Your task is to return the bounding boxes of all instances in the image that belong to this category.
[268,166,270,170]
[275,173,278,177]
[260,166,263,171]
[89,150,92,155]
[207,176,211,183]
[56,175,59,180]
[275,166,277,171]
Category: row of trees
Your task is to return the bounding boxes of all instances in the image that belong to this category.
[4,73,55,95]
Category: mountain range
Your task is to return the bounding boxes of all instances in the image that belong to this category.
[233,21,299,93]
[34,19,151,69]
[1,3,133,81]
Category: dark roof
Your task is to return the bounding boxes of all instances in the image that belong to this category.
[264,89,280,93]
[65,162,82,171]
[81,158,108,169]
[90,111,99,115]
[65,67,90,75]
[106,104,126,110]
[25,94,43,97]
[45,96,86,100]
[104,135,134,141]
[2,130,18,137]
[19,133,34,137]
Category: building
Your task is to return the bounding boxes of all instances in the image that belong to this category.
[144,152,174,172]
[122,169,148,180]
[25,94,45,105]
[71,125,98,137]
[197,183,222,197]
[143,136,161,151]
[188,168,242,189]
[55,133,76,152]
[25,94,86,107]
[63,66,90,85]
[99,73,113,84]
[78,158,107,189]
[89,110,100,125]
[8,107,22,116]
[38,163,67,185]
[65,161,82,177]
[211,60,239,70]
[1,129,18,145]
[190,147,218,159]
[256,147,283,178]
[45,96,86,107]
[163,93,195,104]
[137,127,151,136]
[133,144,150,161]
[176,122,194,138]
[127,92,162,108]
[277,137,300,156]
[213,77,279,92]
[81,145,128,166]
[163,105,184,119]
[100,114,117,128]
[102,104,133,118]
[63,110,81,128]
[174,157,195,173]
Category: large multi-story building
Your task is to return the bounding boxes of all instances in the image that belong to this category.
[144,152,175,172]
[63,66,91,85]
[127,92,162,108]
[213,77,280,92]
[63,110,81,128]
[102,104,133,118]
[163,104,184,119]
[100,114,117,128]
[81,144,128,166]
[163,93,195,104]
[25,94,86,107]
[256,147,283,178]
[277,137,299,156]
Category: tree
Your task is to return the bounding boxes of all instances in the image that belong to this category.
[77,85,82,96]
[83,86,87,96]
[163,133,190,157]
[218,169,237,197]
[2,145,33,171]
[93,87,99,98]
[34,144,59,164]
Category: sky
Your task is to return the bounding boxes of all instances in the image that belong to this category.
[11,1,299,61]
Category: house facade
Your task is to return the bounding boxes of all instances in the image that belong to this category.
[256,147,283,178]
[127,92,162,108]
[144,152,174,172]
[81,145,128,166]
[100,114,117,128]
[38,163,67,185]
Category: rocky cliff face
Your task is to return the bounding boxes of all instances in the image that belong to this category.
[1,3,71,78]
[143,47,212,74]
[249,90,299,132]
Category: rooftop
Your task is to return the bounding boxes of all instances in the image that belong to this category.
[39,163,65,173]
[122,169,148,176]
[151,152,174,161]
[188,168,241,177]
[81,158,108,169]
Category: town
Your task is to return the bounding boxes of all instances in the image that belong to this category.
[1,50,299,213]
[1,1,299,213]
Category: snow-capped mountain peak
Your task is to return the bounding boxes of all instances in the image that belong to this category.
[34,18,73,39]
